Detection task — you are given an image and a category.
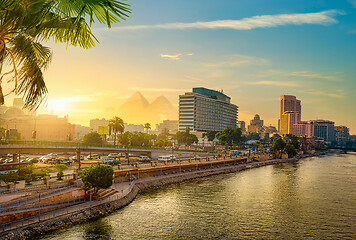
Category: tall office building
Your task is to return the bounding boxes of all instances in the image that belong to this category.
[179,87,238,132]
[279,95,301,135]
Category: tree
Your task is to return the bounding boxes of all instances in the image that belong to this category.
[55,163,68,180]
[109,116,124,146]
[247,132,260,140]
[83,132,103,145]
[284,134,299,150]
[155,138,171,147]
[0,0,130,108]
[144,123,151,134]
[285,143,297,158]
[175,129,198,146]
[130,132,151,146]
[206,131,218,141]
[81,163,114,195]
[271,137,286,159]
[186,134,198,146]
[118,131,132,146]
[158,127,170,140]
[215,128,243,146]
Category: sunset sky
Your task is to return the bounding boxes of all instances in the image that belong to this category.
[6,0,356,133]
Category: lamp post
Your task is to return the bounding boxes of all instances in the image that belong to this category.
[38,191,41,221]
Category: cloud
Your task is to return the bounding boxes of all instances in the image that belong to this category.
[349,0,356,8]
[115,10,344,31]
[160,54,182,60]
[160,53,193,60]
[305,90,346,98]
[246,81,301,87]
[204,54,269,67]
[291,71,340,81]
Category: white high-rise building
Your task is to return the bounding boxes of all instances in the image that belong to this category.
[179,87,238,132]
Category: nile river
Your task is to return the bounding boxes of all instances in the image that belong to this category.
[40,153,356,239]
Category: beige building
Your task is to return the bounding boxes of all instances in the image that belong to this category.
[247,114,264,133]
[156,120,179,133]
[0,109,74,141]
[279,95,301,135]
[89,118,109,132]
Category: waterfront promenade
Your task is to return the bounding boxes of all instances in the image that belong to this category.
[0,153,317,239]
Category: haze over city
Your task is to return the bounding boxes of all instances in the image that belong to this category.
[2,0,355,133]
[1,1,356,239]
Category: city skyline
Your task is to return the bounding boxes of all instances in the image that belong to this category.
[3,0,356,133]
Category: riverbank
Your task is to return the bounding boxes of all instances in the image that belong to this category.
[1,153,322,240]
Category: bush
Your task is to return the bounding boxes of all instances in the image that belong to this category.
[0,171,19,183]
[81,163,114,195]
[55,164,68,180]
[83,132,103,145]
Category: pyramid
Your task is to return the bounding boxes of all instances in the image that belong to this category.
[117,92,177,125]
[120,91,149,110]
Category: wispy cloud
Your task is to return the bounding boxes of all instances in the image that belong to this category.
[349,0,356,8]
[291,71,340,81]
[204,54,269,67]
[246,81,301,87]
[160,54,182,60]
[115,10,343,31]
[304,90,346,98]
[160,53,193,60]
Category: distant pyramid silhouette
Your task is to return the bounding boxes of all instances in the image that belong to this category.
[149,95,174,110]
[118,91,177,125]
[120,91,149,110]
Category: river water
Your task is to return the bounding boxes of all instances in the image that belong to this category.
[40,153,356,239]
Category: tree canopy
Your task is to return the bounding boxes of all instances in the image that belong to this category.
[83,132,103,145]
[176,127,198,146]
[215,128,243,146]
[0,0,130,108]
[81,163,114,194]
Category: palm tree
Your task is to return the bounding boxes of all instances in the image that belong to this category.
[109,116,124,146]
[0,0,130,108]
[144,123,151,134]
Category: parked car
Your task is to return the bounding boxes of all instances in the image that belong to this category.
[86,154,100,160]
[139,156,151,162]
[108,153,120,158]
[71,155,84,161]
[158,155,176,161]
[102,157,119,165]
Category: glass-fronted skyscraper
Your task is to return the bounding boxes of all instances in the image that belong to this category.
[179,88,238,132]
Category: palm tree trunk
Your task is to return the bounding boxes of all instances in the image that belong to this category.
[114,132,117,146]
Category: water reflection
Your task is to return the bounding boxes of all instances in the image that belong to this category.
[83,219,112,240]
[40,154,356,240]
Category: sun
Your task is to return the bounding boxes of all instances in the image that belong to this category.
[48,99,70,114]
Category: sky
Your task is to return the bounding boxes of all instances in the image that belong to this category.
[5,0,356,133]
